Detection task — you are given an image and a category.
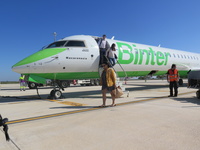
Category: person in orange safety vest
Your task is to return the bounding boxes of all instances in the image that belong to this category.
[167,64,179,97]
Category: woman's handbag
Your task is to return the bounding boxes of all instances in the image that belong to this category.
[115,86,123,98]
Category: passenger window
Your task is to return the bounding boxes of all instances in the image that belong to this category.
[66,41,85,47]
[167,53,171,57]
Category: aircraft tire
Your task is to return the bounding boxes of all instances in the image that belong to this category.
[50,90,62,99]
[94,79,99,86]
[28,82,37,89]
[61,80,70,88]
[50,90,54,97]
[178,79,183,86]
[196,90,200,99]
[90,79,95,86]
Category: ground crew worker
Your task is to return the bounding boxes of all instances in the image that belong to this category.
[19,75,26,91]
[167,64,179,97]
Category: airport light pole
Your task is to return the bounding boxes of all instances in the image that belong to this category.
[53,32,57,41]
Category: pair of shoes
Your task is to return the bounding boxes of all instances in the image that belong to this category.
[173,95,177,97]
[168,95,173,97]
[98,105,106,107]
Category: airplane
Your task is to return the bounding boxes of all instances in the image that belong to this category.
[12,35,200,99]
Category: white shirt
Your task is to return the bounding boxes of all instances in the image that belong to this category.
[98,39,107,49]
[107,48,116,58]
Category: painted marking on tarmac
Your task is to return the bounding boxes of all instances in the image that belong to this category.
[7,91,194,125]
[47,99,86,106]
[58,101,86,106]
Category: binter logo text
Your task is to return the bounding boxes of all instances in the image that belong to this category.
[116,42,170,66]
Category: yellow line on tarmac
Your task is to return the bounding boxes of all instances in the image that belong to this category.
[7,107,99,125]
[58,101,86,106]
[178,91,195,96]
[7,91,194,125]
[46,99,86,106]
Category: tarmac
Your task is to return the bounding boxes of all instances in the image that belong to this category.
[0,80,200,150]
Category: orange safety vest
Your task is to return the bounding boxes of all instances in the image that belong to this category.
[168,69,179,82]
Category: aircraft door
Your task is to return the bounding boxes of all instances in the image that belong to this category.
[64,40,99,72]
[87,45,99,72]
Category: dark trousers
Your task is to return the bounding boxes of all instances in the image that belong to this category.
[100,48,106,65]
[169,81,178,96]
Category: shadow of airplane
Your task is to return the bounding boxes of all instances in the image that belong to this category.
[0,82,195,105]
[171,97,200,106]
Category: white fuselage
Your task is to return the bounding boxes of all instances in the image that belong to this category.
[12,35,200,80]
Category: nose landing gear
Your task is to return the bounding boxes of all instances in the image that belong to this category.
[50,89,63,99]
[48,80,65,99]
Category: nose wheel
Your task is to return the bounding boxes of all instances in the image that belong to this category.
[49,89,63,99]
[48,80,65,99]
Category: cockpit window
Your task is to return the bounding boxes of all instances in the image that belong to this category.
[47,41,67,48]
[65,40,85,47]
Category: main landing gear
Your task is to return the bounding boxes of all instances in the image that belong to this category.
[178,79,183,86]
[196,90,200,99]
[49,80,65,99]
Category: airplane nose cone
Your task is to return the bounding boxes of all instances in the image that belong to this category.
[12,48,66,74]
[12,64,30,74]
[12,55,32,74]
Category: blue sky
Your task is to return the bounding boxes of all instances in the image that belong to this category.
[1,0,200,81]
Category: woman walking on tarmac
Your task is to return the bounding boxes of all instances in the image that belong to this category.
[99,62,117,107]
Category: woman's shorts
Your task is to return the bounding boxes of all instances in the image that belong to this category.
[102,85,115,92]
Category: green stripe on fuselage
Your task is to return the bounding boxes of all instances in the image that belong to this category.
[23,70,188,80]
[12,48,66,67]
